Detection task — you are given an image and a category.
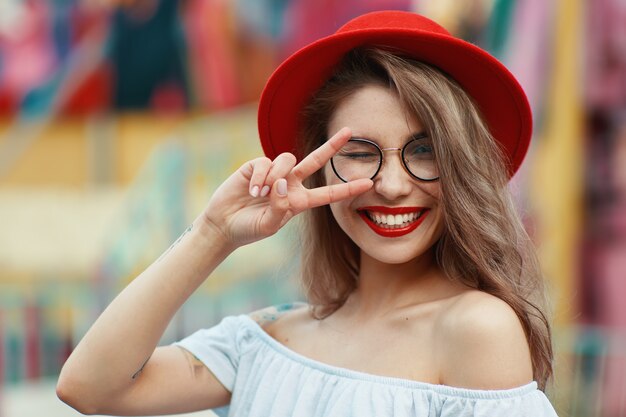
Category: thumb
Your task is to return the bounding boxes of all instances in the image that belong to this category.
[260,178,290,233]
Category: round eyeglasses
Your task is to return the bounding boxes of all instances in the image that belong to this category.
[330,135,439,182]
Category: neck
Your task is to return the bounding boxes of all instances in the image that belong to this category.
[341,249,447,320]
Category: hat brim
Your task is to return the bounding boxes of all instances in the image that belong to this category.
[258,27,532,178]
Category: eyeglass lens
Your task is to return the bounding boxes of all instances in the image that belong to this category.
[330,137,439,182]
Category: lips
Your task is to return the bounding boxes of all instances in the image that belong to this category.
[357,206,430,237]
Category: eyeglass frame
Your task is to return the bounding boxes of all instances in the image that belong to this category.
[330,134,440,183]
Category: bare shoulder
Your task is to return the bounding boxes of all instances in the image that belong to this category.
[248,302,310,329]
[436,290,533,389]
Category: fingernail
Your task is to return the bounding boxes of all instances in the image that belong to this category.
[260,185,270,197]
[250,186,259,197]
[277,179,287,196]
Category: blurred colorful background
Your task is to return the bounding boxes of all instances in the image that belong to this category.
[0,0,624,416]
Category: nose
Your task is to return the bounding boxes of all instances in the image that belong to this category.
[373,150,413,200]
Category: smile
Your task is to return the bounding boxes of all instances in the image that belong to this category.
[357,206,430,237]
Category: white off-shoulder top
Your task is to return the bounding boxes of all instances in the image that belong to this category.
[174,315,559,417]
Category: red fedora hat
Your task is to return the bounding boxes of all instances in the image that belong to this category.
[258,10,532,178]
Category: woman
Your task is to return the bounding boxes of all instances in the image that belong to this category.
[57,11,559,416]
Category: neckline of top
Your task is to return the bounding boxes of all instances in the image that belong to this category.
[239,314,539,400]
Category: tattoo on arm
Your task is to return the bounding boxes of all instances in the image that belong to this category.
[248,302,308,327]
[157,224,194,262]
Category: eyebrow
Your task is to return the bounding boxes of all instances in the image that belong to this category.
[409,131,428,140]
[350,131,428,144]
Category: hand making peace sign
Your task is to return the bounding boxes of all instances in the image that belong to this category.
[202,127,373,248]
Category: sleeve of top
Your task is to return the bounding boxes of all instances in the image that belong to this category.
[172,315,244,392]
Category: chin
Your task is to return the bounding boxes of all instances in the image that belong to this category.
[359,241,437,265]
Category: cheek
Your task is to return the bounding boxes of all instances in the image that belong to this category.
[427,199,446,246]
[328,202,341,225]
[418,182,444,235]
[418,180,441,200]
[432,208,446,237]
[328,197,353,226]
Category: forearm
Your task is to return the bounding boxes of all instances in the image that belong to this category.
[58,216,234,402]
[57,141,367,412]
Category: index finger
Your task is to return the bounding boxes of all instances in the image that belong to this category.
[291,127,352,180]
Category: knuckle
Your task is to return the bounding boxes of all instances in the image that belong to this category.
[284,153,297,165]
[292,165,304,179]
[328,186,336,202]
[311,153,325,167]
[274,153,297,170]
[251,157,272,177]
[242,159,256,171]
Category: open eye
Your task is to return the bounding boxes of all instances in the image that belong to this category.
[410,144,433,155]
[404,139,434,161]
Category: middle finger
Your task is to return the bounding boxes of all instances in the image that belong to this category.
[298,178,373,210]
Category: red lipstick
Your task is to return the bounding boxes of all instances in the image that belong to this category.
[357,206,430,238]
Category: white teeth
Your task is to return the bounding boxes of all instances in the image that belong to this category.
[365,210,425,229]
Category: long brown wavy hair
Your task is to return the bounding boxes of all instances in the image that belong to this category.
[297,48,553,389]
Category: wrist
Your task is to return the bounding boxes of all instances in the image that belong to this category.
[194,213,238,254]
